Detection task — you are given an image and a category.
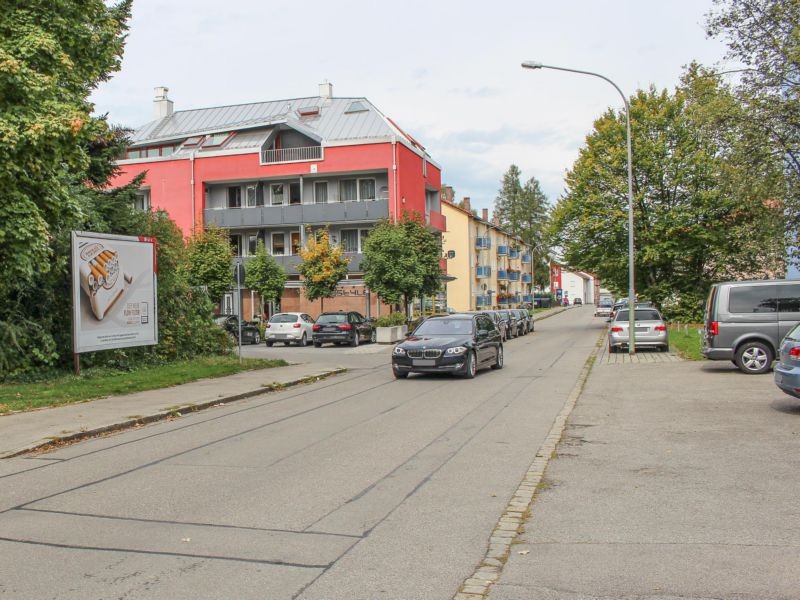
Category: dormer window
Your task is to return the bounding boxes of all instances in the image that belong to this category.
[182,135,204,148]
[203,132,233,148]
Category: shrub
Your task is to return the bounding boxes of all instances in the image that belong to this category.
[375,311,408,327]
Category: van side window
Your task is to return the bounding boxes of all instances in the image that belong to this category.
[778,284,800,313]
[729,286,777,313]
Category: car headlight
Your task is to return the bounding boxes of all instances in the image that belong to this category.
[445,346,468,355]
[393,346,407,356]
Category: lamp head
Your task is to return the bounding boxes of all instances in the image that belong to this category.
[521,61,544,70]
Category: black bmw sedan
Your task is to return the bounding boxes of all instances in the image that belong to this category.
[391,313,503,379]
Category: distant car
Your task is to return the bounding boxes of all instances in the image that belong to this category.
[573,297,583,305]
[312,311,375,347]
[511,308,531,335]
[608,307,669,353]
[467,311,508,341]
[495,309,518,339]
[214,315,261,345]
[594,298,613,317]
[265,312,315,347]
[775,322,800,397]
[391,313,503,379]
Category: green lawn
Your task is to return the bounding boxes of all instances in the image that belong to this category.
[669,324,704,360]
[0,356,287,414]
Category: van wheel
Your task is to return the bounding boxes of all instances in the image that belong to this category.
[735,341,773,374]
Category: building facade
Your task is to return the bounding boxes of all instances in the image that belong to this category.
[442,199,534,311]
[112,84,444,318]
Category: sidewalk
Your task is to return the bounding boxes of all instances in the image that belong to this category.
[487,355,800,599]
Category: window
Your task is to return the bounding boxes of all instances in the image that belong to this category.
[271,184,284,205]
[246,184,261,207]
[340,229,358,253]
[359,179,376,201]
[729,286,777,313]
[359,229,369,252]
[146,147,160,158]
[161,145,175,157]
[778,284,800,313]
[133,190,150,211]
[271,232,285,256]
[290,231,301,255]
[126,148,143,159]
[340,180,357,202]
[289,182,301,205]
[247,234,259,256]
[314,181,328,204]
[227,186,241,208]
[345,101,368,113]
[230,234,242,257]
[203,132,231,147]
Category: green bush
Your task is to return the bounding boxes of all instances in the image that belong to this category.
[375,311,408,327]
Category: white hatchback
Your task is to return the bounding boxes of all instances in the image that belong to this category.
[265,312,316,347]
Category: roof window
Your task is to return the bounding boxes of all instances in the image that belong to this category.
[345,101,368,114]
[182,135,204,148]
[297,106,320,117]
[203,132,233,148]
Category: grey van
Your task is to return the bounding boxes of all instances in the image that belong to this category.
[702,280,800,374]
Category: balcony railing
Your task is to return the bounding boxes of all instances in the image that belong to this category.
[522,294,533,303]
[521,254,531,264]
[521,273,532,283]
[476,237,491,250]
[497,245,509,256]
[509,271,520,281]
[475,294,491,307]
[497,270,509,281]
[509,248,520,259]
[262,145,323,164]
[427,210,446,231]
[497,296,510,305]
[476,266,491,278]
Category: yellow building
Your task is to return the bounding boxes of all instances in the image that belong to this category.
[442,198,534,311]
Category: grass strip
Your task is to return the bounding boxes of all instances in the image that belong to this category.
[0,356,287,414]
[669,324,704,361]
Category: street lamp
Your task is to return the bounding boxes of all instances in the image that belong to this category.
[522,61,636,354]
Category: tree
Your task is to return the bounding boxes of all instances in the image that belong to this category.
[362,213,443,313]
[185,225,234,303]
[549,74,784,320]
[245,240,287,316]
[493,165,524,229]
[297,228,349,312]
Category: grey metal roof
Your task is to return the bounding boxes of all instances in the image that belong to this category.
[130,95,409,148]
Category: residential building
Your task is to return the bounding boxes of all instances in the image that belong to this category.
[111,84,444,318]
[441,198,534,311]
[550,263,595,304]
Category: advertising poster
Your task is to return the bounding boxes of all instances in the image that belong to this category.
[71,231,158,353]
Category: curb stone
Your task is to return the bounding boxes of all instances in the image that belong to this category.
[7,367,346,458]
[454,329,603,598]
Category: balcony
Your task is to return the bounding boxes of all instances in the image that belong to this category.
[427,210,446,231]
[497,270,509,281]
[262,145,322,164]
[497,245,508,256]
[522,294,533,303]
[497,296,510,305]
[237,252,363,276]
[475,237,491,250]
[205,198,389,228]
[509,248,520,259]
[509,271,520,282]
[475,295,491,307]
[476,265,491,278]
[521,273,532,283]
[521,254,531,264]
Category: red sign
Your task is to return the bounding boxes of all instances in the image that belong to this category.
[550,264,562,290]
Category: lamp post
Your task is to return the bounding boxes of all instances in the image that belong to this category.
[522,61,636,354]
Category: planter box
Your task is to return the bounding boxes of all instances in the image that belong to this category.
[376,326,404,344]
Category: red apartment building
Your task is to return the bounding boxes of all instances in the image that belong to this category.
[112,84,444,317]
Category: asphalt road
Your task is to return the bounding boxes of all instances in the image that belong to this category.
[0,307,602,600]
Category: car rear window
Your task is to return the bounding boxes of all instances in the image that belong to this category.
[270,314,298,323]
[317,314,347,324]
[786,323,800,341]
[615,309,662,321]
[414,318,474,336]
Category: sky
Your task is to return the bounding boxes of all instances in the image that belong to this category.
[91,0,736,215]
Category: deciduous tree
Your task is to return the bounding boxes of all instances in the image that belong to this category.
[245,240,287,316]
[185,225,234,303]
[297,228,349,312]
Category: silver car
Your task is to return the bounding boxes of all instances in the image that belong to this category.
[774,322,800,398]
[265,312,315,346]
[608,307,669,353]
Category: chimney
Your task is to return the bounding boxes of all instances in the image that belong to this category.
[463,197,471,212]
[492,217,500,226]
[482,208,489,221]
[319,81,333,99]
[153,86,173,119]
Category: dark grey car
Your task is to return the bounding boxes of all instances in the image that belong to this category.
[702,280,800,374]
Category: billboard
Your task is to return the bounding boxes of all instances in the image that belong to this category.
[71,231,158,353]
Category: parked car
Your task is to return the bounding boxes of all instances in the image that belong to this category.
[573,297,583,305]
[608,307,669,353]
[703,279,800,374]
[466,310,508,341]
[391,313,503,379]
[214,315,261,345]
[774,322,800,398]
[495,309,518,339]
[511,308,532,335]
[265,312,315,347]
[594,298,614,317]
[312,311,376,347]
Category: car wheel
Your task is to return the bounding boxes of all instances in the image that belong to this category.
[608,343,617,354]
[298,333,307,347]
[491,345,504,369]
[266,341,274,347]
[313,341,322,348]
[253,332,260,345]
[462,351,477,379]
[735,341,773,374]
[350,333,359,347]
[370,329,377,343]
[660,344,669,353]
[393,367,408,379]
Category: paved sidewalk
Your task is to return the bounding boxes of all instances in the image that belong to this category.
[487,357,800,599]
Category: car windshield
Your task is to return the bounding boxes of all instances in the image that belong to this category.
[615,309,662,321]
[414,318,474,336]
[317,314,347,324]
[600,300,612,306]
[270,314,298,323]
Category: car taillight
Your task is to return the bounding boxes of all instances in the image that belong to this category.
[337,324,352,331]
[655,325,666,331]
[293,323,301,328]
[789,347,800,358]
[709,321,719,336]
[312,324,321,331]
[610,326,623,332]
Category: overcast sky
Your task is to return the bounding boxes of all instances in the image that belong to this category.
[91,0,736,214]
